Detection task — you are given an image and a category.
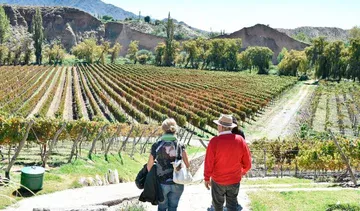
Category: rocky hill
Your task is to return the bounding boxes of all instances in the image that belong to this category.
[0,0,210,39]
[3,5,314,62]
[3,5,164,55]
[124,20,209,40]
[276,27,350,42]
[218,24,309,64]
[0,0,138,20]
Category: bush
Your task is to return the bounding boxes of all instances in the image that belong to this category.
[144,16,150,23]
[136,49,153,65]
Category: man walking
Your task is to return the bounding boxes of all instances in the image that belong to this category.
[204,114,251,211]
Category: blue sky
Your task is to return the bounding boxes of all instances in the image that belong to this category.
[102,0,359,32]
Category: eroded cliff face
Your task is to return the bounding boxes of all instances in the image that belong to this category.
[218,24,310,64]
[3,6,310,62]
[105,22,165,56]
[3,5,105,50]
[3,5,164,54]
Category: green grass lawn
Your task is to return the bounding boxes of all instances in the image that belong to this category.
[0,144,204,209]
[242,177,313,185]
[249,190,360,211]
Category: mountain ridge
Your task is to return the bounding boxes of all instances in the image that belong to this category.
[218,24,309,64]
[276,26,350,42]
[0,0,351,41]
[0,0,138,20]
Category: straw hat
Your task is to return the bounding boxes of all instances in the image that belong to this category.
[213,114,237,128]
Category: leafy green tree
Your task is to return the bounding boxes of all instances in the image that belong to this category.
[164,12,175,66]
[155,42,166,66]
[6,28,33,65]
[110,43,122,63]
[195,37,212,69]
[144,16,151,23]
[349,26,360,39]
[277,47,288,63]
[13,44,22,65]
[305,37,328,79]
[23,38,33,64]
[127,40,139,64]
[278,50,307,76]
[341,48,351,79]
[324,41,345,81]
[72,38,102,63]
[238,51,250,70]
[0,45,8,65]
[154,20,161,25]
[45,44,66,64]
[208,39,227,69]
[99,41,110,65]
[348,38,360,81]
[244,46,273,74]
[136,49,153,64]
[225,39,242,71]
[207,38,242,71]
[32,8,44,64]
[175,51,187,67]
[0,6,10,45]
[102,15,114,22]
[293,32,310,43]
[182,40,199,68]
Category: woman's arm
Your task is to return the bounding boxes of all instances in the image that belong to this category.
[147,154,155,172]
[182,150,190,168]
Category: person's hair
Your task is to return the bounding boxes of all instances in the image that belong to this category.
[220,125,233,131]
[161,118,178,134]
[231,116,239,133]
[231,116,246,139]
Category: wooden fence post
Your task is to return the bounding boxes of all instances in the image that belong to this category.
[263,149,267,177]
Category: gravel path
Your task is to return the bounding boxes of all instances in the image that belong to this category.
[245,83,316,141]
[4,183,142,211]
[46,67,67,118]
[5,177,356,211]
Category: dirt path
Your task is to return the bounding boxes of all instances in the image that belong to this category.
[46,67,67,118]
[245,83,316,141]
[63,67,73,120]
[5,176,356,211]
[27,68,61,118]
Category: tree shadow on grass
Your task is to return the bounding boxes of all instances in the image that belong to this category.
[12,188,41,198]
[326,203,360,211]
[207,204,243,211]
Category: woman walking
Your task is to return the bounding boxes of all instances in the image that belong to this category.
[147,118,190,211]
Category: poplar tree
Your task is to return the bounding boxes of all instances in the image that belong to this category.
[0,6,10,44]
[164,12,174,66]
[32,8,44,64]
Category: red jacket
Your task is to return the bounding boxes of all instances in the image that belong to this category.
[204,133,251,185]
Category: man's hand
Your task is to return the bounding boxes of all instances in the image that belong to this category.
[204,180,211,190]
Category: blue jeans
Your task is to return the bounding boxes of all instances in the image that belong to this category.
[158,183,184,211]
